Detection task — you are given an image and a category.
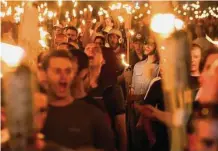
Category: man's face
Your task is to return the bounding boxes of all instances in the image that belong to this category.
[84,43,104,67]
[46,57,78,99]
[105,18,113,27]
[84,43,104,89]
[66,29,77,43]
[108,34,119,49]
[94,38,104,47]
[133,41,143,54]
[191,47,201,73]
[55,27,62,35]
[199,54,218,103]
[194,119,218,151]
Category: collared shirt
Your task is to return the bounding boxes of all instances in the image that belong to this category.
[131,59,159,95]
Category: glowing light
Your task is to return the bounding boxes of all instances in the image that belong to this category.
[135,2,140,10]
[74,2,78,7]
[150,13,175,36]
[0,43,25,67]
[39,27,49,39]
[43,8,48,16]
[178,10,181,14]
[88,5,93,12]
[129,29,135,36]
[0,12,6,17]
[189,17,193,20]
[121,54,129,67]
[206,35,218,46]
[58,0,62,7]
[78,28,81,33]
[147,10,151,14]
[6,7,12,16]
[72,9,76,17]
[174,18,184,30]
[84,8,87,12]
[183,12,187,16]
[118,16,124,23]
[161,46,165,50]
[65,11,69,19]
[144,3,148,7]
[79,10,83,15]
[67,18,70,22]
[194,11,198,14]
[38,15,44,23]
[47,11,54,19]
[139,13,143,18]
[92,19,97,24]
[82,19,86,25]
[98,11,103,16]
[38,40,47,48]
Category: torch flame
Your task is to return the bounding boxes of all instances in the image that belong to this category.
[121,54,129,67]
[0,43,25,67]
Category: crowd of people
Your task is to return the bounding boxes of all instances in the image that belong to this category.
[1,8,218,151]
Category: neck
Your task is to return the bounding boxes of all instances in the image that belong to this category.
[71,80,88,99]
[191,71,200,77]
[113,46,120,53]
[48,95,74,107]
[136,52,143,60]
[147,55,156,63]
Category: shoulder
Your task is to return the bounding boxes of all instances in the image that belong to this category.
[83,96,106,113]
[134,60,147,69]
[77,99,105,116]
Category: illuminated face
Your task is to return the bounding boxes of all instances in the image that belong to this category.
[144,39,156,55]
[199,54,218,103]
[194,119,218,151]
[133,41,143,54]
[46,57,78,99]
[84,43,104,89]
[66,29,77,42]
[105,18,113,27]
[55,27,62,35]
[108,34,119,49]
[191,46,201,73]
[84,43,104,68]
[94,38,104,47]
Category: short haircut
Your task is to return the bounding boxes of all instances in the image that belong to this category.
[70,49,89,73]
[42,50,76,71]
[58,42,76,50]
[66,26,78,35]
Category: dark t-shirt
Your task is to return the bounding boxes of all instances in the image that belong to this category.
[42,99,115,151]
[143,79,169,151]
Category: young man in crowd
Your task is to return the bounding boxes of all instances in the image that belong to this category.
[65,26,78,43]
[83,43,127,151]
[41,50,115,151]
[129,33,146,68]
[93,33,105,48]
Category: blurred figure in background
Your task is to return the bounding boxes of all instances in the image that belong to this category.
[193,25,212,54]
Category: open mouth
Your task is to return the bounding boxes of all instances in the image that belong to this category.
[58,82,68,92]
